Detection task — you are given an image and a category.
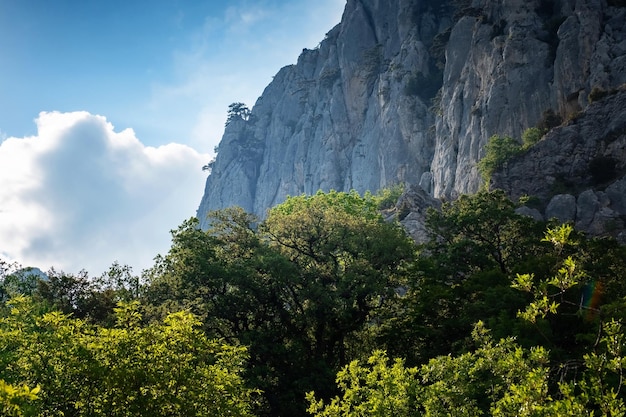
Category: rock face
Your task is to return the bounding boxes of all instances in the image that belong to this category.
[198,0,626,229]
[383,184,441,243]
[492,90,626,240]
[198,0,446,227]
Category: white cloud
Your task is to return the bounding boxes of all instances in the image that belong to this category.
[0,111,210,275]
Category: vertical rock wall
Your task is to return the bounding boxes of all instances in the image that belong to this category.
[197,0,626,225]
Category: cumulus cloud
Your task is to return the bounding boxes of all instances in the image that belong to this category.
[0,111,210,275]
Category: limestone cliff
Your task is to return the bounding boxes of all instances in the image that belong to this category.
[491,88,626,241]
[197,0,626,228]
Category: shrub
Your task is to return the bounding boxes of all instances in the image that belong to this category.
[588,86,610,103]
[375,183,406,210]
[522,127,543,149]
[477,135,521,185]
[537,109,562,132]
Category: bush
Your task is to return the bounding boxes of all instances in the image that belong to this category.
[375,183,405,210]
[521,127,543,149]
[588,86,610,103]
[477,135,521,185]
[537,109,562,132]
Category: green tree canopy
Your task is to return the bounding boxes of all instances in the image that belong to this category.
[308,321,626,416]
[145,190,416,417]
[0,297,256,417]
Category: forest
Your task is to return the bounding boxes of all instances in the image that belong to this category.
[2,189,626,416]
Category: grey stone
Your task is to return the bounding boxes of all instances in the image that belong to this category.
[491,91,626,206]
[395,184,441,244]
[576,189,600,229]
[419,172,434,196]
[589,207,623,236]
[197,0,626,244]
[515,206,544,222]
[606,176,626,215]
[545,194,577,223]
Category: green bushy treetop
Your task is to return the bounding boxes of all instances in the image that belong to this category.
[477,135,521,186]
[0,297,256,417]
[5,188,626,417]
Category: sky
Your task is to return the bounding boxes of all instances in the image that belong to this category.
[0,0,346,276]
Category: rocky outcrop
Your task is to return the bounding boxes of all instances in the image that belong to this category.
[433,0,626,198]
[198,0,449,227]
[492,89,626,240]
[198,0,626,230]
[382,184,441,243]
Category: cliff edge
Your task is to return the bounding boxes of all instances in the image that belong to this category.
[197,0,626,229]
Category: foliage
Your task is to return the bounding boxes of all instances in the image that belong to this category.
[589,86,611,103]
[0,267,42,302]
[537,109,562,132]
[307,350,418,417]
[262,190,415,361]
[424,190,542,276]
[511,224,626,356]
[34,263,141,326]
[0,297,256,417]
[226,102,251,126]
[0,380,39,417]
[370,183,406,210]
[477,135,521,186]
[429,27,451,70]
[521,127,543,149]
[360,45,383,74]
[376,190,546,363]
[145,190,416,416]
[308,323,556,417]
[202,157,216,173]
[310,322,626,416]
[12,186,626,417]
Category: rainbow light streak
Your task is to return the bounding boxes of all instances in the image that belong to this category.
[582,280,603,321]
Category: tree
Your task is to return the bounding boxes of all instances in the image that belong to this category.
[0,380,39,417]
[306,350,418,417]
[201,158,215,173]
[226,102,251,126]
[257,190,416,414]
[376,190,547,363]
[425,190,543,276]
[0,296,257,417]
[521,127,543,149]
[262,190,415,362]
[308,321,626,416]
[145,190,416,417]
[477,134,521,186]
[511,223,626,360]
[34,265,140,326]
[0,267,43,302]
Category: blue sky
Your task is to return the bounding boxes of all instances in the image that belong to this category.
[0,0,345,275]
[0,0,345,149]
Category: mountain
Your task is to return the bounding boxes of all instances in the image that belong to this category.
[197,0,626,232]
